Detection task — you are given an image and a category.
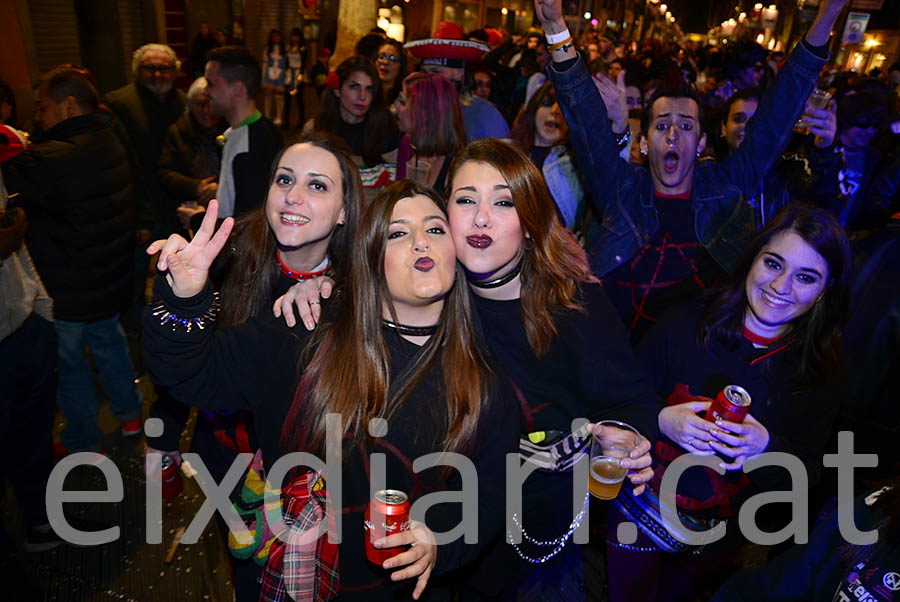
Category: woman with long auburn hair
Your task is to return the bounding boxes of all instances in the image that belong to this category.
[445,138,659,599]
[142,180,518,601]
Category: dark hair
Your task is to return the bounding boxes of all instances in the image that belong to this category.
[207,45,261,98]
[354,33,386,61]
[642,81,705,135]
[698,205,852,385]
[38,66,100,113]
[376,38,408,104]
[288,27,303,46]
[0,79,16,125]
[448,139,595,356]
[265,28,285,56]
[836,88,888,132]
[509,81,566,155]
[314,56,395,167]
[721,86,762,125]
[723,41,767,82]
[219,132,363,326]
[281,179,493,458]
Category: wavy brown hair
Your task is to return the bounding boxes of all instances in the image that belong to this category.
[219,132,363,326]
[447,139,595,357]
[281,180,494,457]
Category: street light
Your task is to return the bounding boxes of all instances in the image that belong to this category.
[501,7,508,15]
[584,11,591,19]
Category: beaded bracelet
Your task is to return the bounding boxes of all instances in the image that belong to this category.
[150,291,221,333]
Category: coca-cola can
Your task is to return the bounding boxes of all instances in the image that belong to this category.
[161,455,183,500]
[364,489,410,565]
[705,384,751,424]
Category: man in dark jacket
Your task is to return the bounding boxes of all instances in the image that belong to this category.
[536,0,845,339]
[3,67,142,455]
[104,43,187,238]
[157,76,225,233]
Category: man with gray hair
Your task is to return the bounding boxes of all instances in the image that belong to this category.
[105,43,186,238]
[105,43,187,328]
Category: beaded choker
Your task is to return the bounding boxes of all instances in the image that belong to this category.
[277,254,330,281]
[466,260,522,289]
[382,320,438,337]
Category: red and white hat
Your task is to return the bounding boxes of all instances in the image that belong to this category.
[404,22,489,68]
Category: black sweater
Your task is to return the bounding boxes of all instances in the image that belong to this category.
[637,301,840,518]
[142,278,518,600]
[3,113,135,322]
[471,282,660,540]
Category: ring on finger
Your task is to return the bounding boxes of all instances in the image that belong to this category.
[309,301,320,305]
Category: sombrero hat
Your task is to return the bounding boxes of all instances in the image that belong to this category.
[405,21,489,67]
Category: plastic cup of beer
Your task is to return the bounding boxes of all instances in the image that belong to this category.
[588,420,642,500]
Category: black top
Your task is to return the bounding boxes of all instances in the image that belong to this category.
[637,301,839,518]
[603,193,725,343]
[471,282,660,539]
[142,278,518,599]
[333,117,400,167]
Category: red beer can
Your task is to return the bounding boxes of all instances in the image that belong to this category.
[364,489,410,565]
[705,384,751,424]
[161,455,183,500]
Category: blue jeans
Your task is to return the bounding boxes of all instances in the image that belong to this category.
[55,314,141,451]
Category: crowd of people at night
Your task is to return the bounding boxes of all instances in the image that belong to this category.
[1,0,899,600]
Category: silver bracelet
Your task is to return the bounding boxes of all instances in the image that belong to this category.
[151,291,221,333]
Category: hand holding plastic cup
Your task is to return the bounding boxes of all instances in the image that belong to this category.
[588,420,642,500]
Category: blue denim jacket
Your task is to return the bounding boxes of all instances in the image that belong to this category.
[548,40,828,277]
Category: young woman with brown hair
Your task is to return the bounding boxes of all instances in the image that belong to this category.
[445,138,658,599]
[304,56,400,168]
[142,180,518,601]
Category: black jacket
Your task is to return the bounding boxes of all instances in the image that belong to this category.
[104,82,186,235]
[3,113,135,322]
[157,111,225,203]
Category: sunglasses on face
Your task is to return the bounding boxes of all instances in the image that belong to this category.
[377,53,400,63]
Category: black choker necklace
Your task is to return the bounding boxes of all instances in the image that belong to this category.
[466,260,522,289]
[382,320,438,337]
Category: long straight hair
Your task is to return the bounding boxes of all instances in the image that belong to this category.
[314,56,394,167]
[698,204,852,385]
[281,180,494,457]
[447,139,595,357]
[219,133,363,325]
[402,72,466,158]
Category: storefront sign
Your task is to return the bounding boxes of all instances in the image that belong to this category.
[841,12,870,44]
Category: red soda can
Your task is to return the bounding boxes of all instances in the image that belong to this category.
[705,385,751,424]
[364,489,410,565]
[161,455,183,500]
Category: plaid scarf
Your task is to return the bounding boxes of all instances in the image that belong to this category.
[258,472,339,602]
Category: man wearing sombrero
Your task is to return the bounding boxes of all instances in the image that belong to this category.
[405,22,508,140]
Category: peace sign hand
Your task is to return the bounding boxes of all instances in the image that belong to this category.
[146,199,234,298]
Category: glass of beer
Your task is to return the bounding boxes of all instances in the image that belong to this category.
[588,420,642,500]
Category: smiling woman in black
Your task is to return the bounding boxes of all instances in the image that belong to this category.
[142,182,518,601]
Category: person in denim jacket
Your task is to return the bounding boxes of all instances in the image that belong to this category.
[534,0,844,340]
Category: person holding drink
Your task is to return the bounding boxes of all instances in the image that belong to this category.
[271,139,659,600]
[142,179,519,601]
[606,205,852,601]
